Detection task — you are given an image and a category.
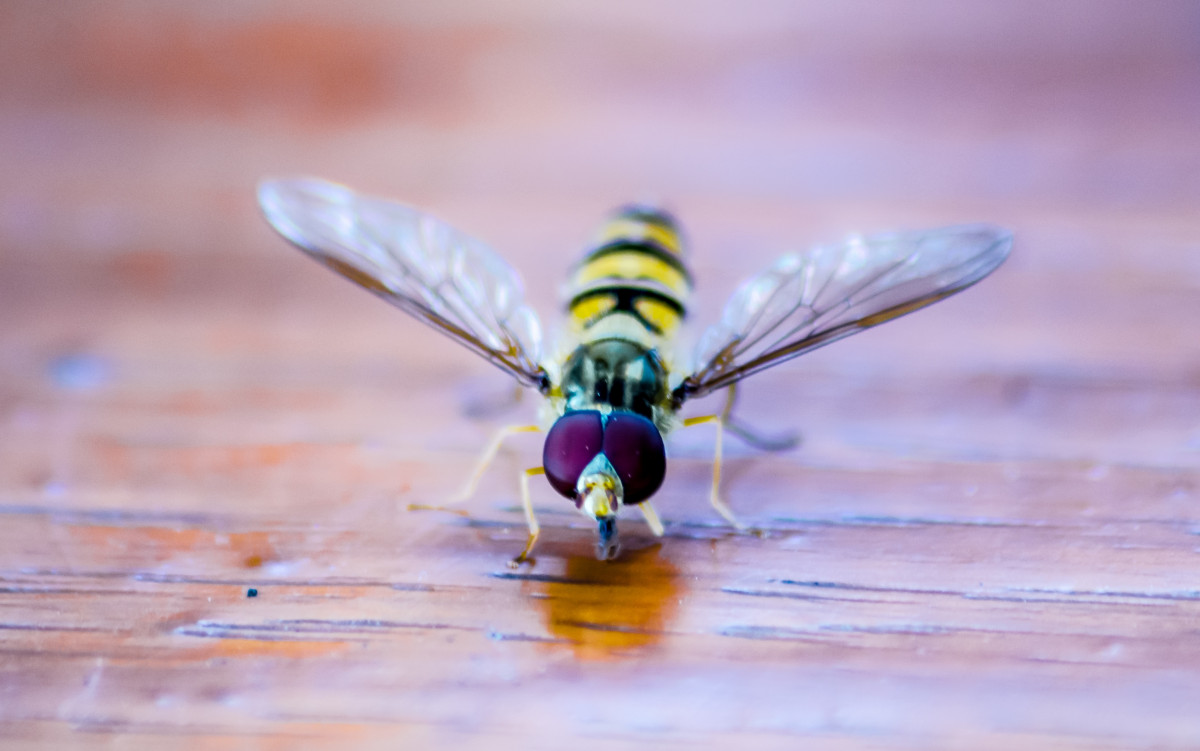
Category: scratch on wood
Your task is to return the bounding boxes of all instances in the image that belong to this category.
[0,623,115,633]
[0,504,230,527]
[720,585,881,604]
[486,630,566,643]
[818,623,958,635]
[131,573,478,592]
[996,586,1200,603]
[64,718,324,737]
[490,572,593,585]
[794,514,1049,529]
[178,618,477,641]
[777,579,1200,605]
[553,619,665,635]
[717,625,832,642]
[390,582,437,592]
[0,586,167,596]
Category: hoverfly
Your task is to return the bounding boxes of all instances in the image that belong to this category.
[258,178,1011,566]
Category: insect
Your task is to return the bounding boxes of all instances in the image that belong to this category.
[258,177,1012,566]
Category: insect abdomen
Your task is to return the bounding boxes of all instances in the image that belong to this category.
[566,205,692,343]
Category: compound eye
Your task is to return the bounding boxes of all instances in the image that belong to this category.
[542,411,605,498]
[602,412,666,503]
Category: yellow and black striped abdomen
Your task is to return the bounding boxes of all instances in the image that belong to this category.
[566,205,692,345]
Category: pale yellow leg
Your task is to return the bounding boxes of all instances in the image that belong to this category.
[681,387,749,532]
[408,423,540,514]
[638,501,665,537]
[509,466,545,568]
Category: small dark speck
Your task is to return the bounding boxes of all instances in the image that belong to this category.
[246,588,258,598]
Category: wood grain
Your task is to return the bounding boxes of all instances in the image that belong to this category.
[2,2,1199,748]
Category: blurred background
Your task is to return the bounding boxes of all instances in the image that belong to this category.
[2,0,1197,477]
[3,1,1200,744]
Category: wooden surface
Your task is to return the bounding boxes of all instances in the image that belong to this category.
[3,2,1200,748]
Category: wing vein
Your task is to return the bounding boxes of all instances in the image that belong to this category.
[678,225,1011,402]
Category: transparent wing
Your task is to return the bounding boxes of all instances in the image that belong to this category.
[258,177,547,391]
[676,224,1012,402]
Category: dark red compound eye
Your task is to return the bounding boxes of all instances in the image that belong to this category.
[602,412,666,504]
[542,411,605,498]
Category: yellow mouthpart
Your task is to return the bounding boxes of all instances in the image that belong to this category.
[580,478,619,519]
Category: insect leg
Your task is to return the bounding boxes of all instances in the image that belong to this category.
[408,423,540,514]
[682,388,749,531]
[725,418,801,452]
[638,501,665,537]
[718,383,801,452]
[509,466,545,568]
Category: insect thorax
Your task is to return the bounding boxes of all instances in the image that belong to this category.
[561,338,668,421]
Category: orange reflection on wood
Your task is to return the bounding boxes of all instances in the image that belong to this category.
[536,545,680,659]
